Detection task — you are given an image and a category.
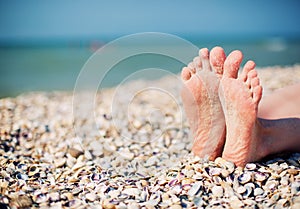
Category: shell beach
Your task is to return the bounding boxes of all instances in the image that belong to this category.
[0,65,300,209]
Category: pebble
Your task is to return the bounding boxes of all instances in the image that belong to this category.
[68,147,84,158]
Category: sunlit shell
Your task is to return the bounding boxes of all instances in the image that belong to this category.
[187,182,202,196]
[245,163,257,171]
[238,172,252,184]
[211,186,223,197]
[254,172,268,182]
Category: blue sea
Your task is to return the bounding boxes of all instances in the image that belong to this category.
[1,35,300,98]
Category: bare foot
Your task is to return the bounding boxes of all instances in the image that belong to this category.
[181,47,226,160]
[219,50,264,167]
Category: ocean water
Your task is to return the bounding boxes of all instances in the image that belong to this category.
[0,37,300,98]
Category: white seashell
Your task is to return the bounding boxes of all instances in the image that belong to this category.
[224,161,235,173]
[254,188,264,196]
[243,183,254,197]
[291,182,300,195]
[123,188,141,197]
[275,198,289,208]
[254,172,268,182]
[187,181,202,196]
[209,167,222,176]
[85,193,97,202]
[211,185,223,197]
[236,186,246,194]
[145,156,159,167]
[213,176,222,185]
[245,163,257,171]
[172,185,182,194]
[127,201,140,209]
[118,150,134,160]
[107,189,120,199]
[265,180,278,191]
[238,172,252,184]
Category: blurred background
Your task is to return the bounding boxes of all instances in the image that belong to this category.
[0,0,300,98]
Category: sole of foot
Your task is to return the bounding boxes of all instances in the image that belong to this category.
[219,50,263,167]
[181,47,226,160]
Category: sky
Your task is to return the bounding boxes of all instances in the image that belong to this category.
[0,0,300,41]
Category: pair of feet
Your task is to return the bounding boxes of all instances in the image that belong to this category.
[181,47,263,167]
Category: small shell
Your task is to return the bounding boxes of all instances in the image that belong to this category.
[147,192,161,206]
[214,157,227,166]
[229,197,244,208]
[254,188,264,196]
[224,161,235,173]
[254,172,268,182]
[32,193,48,204]
[169,205,182,209]
[221,169,230,178]
[245,163,257,171]
[181,178,194,185]
[237,186,246,194]
[265,180,278,191]
[271,193,280,201]
[17,164,28,171]
[123,187,141,197]
[291,182,300,195]
[243,183,254,197]
[209,168,222,176]
[85,193,97,202]
[238,172,252,184]
[72,187,82,195]
[15,172,28,180]
[172,185,182,194]
[127,201,140,209]
[287,168,298,175]
[28,166,39,176]
[140,190,149,202]
[212,176,222,185]
[54,158,66,168]
[182,184,192,191]
[68,148,83,158]
[211,185,223,197]
[187,182,202,196]
[280,176,289,186]
[119,150,135,160]
[65,199,82,208]
[255,195,265,202]
[90,173,101,181]
[48,192,60,202]
[276,199,289,208]
[107,189,120,199]
[61,193,73,201]
[168,179,179,187]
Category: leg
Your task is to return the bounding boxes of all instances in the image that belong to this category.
[259,117,300,156]
[181,47,226,160]
[258,83,300,119]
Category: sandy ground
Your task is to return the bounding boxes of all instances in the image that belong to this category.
[0,65,299,208]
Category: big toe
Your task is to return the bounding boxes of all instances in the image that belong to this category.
[210,46,226,75]
[223,50,243,79]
